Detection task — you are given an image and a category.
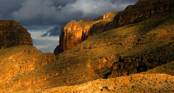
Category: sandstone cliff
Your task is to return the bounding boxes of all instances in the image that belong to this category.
[54,12,117,55]
[54,0,174,55]
[0,20,33,49]
[54,20,83,55]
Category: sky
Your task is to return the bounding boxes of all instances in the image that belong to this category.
[0,0,138,53]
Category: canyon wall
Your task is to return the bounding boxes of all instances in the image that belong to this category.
[0,20,33,49]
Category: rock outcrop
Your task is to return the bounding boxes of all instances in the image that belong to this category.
[54,12,117,55]
[54,0,174,55]
[0,20,32,49]
[54,20,83,55]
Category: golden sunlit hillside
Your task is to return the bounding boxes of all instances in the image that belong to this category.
[0,0,174,92]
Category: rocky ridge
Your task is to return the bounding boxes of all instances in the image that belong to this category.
[54,0,174,55]
[0,20,33,49]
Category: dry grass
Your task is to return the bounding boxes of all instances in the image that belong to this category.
[142,61,174,76]
[20,73,174,93]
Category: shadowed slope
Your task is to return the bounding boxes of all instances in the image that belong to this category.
[0,20,32,49]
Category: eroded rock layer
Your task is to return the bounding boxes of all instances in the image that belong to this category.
[0,20,32,49]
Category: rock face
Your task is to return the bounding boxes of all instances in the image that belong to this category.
[54,12,117,55]
[107,43,174,78]
[54,20,83,55]
[0,20,32,49]
[54,18,96,55]
[111,0,174,27]
[54,0,174,55]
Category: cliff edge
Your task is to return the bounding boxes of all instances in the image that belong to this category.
[0,20,33,49]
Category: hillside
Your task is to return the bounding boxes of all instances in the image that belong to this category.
[0,11,174,92]
[20,61,174,93]
[0,0,174,92]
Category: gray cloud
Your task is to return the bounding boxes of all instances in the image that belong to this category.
[29,31,59,53]
[33,38,59,53]
[0,0,23,19]
[52,0,77,6]
[41,25,62,37]
[12,0,57,23]
[61,0,128,17]
[12,0,138,25]
[1,0,139,26]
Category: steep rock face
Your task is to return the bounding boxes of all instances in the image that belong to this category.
[0,20,32,49]
[54,20,83,55]
[54,12,117,55]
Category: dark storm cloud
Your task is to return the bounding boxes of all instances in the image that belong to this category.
[41,25,62,37]
[52,0,77,6]
[0,0,23,19]
[10,0,138,36]
[0,0,138,29]
[12,0,138,25]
